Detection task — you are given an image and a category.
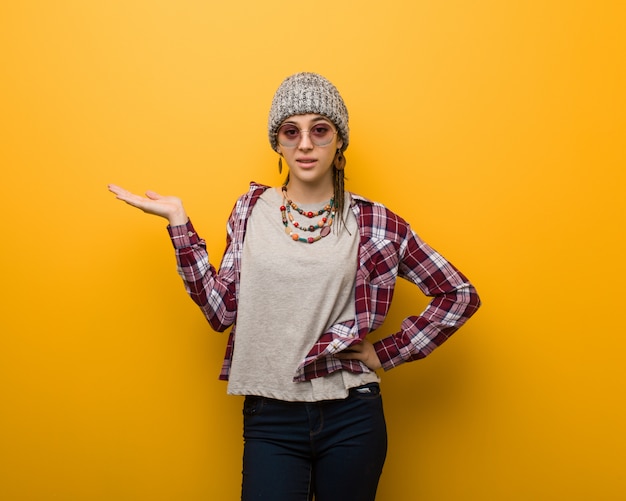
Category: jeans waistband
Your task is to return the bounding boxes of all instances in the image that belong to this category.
[244,382,380,405]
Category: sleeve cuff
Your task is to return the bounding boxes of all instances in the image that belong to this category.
[167,219,200,249]
[373,336,404,371]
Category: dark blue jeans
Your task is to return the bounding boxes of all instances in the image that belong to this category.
[241,382,387,501]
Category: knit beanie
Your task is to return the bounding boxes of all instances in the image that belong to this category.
[268,72,349,152]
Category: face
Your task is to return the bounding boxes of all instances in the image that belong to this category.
[276,114,343,189]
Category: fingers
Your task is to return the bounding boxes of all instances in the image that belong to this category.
[335,343,365,359]
[108,184,137,202]
[108,184,153,205]
[107,184,126,196]
[108,184,150,212]
[343,342,367,353]
[335,341,382,371]
[108,185,163,203]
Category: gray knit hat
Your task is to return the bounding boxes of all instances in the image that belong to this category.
[268,72,349,152]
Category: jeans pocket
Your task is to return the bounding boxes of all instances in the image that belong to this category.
[350,382,381,400]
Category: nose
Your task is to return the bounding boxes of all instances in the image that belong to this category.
[297,130,314,150]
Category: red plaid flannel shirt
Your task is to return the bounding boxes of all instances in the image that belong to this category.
[168,183,480,382]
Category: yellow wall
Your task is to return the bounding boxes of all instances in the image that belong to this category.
[1,1,624,499]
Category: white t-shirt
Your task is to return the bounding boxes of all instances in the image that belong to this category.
[227,187,379,401]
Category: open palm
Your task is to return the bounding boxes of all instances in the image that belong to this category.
[108,184,188,226]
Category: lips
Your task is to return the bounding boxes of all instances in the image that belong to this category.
[296,158,317,167]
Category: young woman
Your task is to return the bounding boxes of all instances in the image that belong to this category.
[108,72,480,501]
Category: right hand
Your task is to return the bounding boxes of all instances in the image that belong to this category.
[108,184,188,226]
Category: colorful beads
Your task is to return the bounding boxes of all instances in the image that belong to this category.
[280,185,335,244]
[282,185,334,218]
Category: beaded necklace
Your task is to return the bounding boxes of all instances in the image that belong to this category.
[280,185,335,244]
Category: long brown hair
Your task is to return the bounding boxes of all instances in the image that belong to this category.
[332,161,347,233]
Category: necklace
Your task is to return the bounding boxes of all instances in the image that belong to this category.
[280,185,335,244]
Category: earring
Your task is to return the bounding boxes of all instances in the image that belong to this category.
[334,149,346,171]
[278,156,283,174]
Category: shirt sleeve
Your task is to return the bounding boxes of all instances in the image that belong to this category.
[372,225,481,370]
[167,216,238,332]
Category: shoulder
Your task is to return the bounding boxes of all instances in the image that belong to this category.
[349,191,410,240]
[225,183,272,230]
[232,182,271,211]
[244,181,272,200]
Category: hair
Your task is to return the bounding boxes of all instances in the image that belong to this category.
[284,148,348,234]
[332,163,347,234]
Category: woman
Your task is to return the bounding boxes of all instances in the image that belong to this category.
[108,72,480,501]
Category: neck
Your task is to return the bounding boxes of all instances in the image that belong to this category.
[283,178,334,204]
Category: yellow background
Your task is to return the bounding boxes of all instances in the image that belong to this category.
[1,1,624,499]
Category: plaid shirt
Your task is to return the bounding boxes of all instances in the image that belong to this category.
[169,182,480,382]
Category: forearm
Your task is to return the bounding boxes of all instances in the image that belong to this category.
[169,220,238,331]
[374,283,480,370]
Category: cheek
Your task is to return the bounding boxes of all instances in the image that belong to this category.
[322,151,337,168]
[282,151,297,168]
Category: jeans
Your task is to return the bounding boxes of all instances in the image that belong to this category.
[241,382,387,501]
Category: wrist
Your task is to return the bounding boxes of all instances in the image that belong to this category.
[168,209,188,227]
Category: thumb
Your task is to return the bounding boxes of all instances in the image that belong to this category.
[145,190,162,200]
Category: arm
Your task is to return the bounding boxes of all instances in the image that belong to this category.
[107,184,238,331]
[168,218,238,331]
[373,227,481,370]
